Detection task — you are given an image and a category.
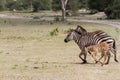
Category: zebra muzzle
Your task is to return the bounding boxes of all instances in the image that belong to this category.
[64,39,68,43]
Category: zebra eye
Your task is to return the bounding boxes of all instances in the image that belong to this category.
[77,32,81,34]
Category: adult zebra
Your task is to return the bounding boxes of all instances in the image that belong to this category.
[64,26,118,64]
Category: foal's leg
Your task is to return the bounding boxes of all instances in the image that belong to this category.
[97,53,104,64]
[102,52,107,66]
[99,51,107,66]
[91,52,98,63]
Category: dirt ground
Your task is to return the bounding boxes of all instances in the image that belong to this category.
[0,22,119,80]
[0,11,120,80]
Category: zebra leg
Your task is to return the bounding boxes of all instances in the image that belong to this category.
[79,51,87,64]
[105,51,111,64]
[113,52,119,62]
[114,53,119,62]
[111,48,119,62]
[83,51,87,63]
[111,40,119,62]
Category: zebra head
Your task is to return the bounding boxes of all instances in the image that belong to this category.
[64,29,81,43]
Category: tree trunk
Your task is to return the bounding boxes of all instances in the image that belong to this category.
[60,0,68,21]
[61,7,66,21]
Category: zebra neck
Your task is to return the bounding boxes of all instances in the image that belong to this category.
[73,34,80,44]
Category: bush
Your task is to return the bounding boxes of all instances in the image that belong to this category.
[67,0,79,15]
[52,0,61,11]
[52,0,79,15]
[105,4,120,19]
[87,0,107,11]
[50,28,59,36]
[104,0,120,19]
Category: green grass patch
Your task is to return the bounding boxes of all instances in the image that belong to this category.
[50,28,59,36]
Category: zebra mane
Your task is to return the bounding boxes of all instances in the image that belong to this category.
[76,25,87,33]
[74,29,82,35]
[69,29,82,35]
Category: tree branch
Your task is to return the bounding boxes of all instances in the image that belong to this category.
[65,0,68,6]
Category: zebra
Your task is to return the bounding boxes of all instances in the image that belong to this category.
[64,27,118,64]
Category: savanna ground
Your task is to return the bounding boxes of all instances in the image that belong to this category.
[0,12,120,80]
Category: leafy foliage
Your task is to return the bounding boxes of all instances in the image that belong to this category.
[0,0,6,11]
[105,0,120,19]
[32,0,51,12]
[67,0,79,15]
[5,0,52,12]
[0,0,120,19]
[87,0,110,11]
[50,28,59,36]
[52,0,79,15]
[87,0,120,19]
[51,0,61,11]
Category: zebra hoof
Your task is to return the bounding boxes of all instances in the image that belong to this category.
[105,62,109,65]
[115,59,119,63]
[95,61,98,64]
[81,61,87,64]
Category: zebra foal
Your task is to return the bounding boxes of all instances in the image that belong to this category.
[85,42,110,66]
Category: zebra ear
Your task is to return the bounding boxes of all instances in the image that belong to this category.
[76,25,87,33]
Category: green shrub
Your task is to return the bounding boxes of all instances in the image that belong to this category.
[105,1,120,19]
[50,28,59,36]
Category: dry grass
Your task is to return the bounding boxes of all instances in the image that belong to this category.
[0,22,119,80]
